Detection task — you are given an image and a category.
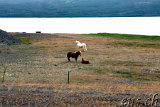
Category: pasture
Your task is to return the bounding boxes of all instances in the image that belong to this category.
[0,33,160,106]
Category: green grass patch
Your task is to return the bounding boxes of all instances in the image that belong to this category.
[115,71,142,79]
[85,67,154,81]
[70,77,93,84]
[87,33,160,41]
[113,71,160,81]
[92,68,103,74]
[17,45,46,54]
[84,68,105,74]
[154,70,160,73]
[116,71,132,75]
[114,42,160,48]
[19,37,32,44]
[87,68,159,82]
[101,60,148,67]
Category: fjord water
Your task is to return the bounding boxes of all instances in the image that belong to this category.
[0,17,160,36]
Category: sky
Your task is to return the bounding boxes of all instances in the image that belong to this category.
[0,17,160,36]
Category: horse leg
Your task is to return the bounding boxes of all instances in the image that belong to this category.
[83,45,87,51]
[67,57,70,62]
[81,46,84,51]
[85,45,87,51]
[75,57,77,61]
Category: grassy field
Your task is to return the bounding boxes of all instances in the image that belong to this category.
[88,33,160,41]
[0,33,160,106]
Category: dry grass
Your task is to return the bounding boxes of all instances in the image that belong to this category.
[0,33,160,106]
[1,33,160,83]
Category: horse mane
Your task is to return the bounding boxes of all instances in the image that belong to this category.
[76,51,81,55]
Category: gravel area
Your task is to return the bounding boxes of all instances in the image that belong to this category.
[14,33,73,39]
[0,29,22,45]
[0,85,158,107]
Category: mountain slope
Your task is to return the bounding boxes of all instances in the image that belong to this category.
[0,29,22,45]
[0,0,160,17]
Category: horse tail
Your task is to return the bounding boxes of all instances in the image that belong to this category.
[66,53,68,58]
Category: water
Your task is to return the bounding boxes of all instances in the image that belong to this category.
[0,17,160,36]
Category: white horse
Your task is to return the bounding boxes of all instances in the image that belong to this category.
[75,40,87,51]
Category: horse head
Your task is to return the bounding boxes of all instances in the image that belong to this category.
[76,51,81,56]
[75,40,80,44]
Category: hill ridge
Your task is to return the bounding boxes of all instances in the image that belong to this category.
[0,29,22,45]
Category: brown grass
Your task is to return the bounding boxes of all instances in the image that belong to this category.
[1,33,160,93]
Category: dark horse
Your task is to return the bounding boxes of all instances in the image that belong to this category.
[67,51,81,62]
[81,58,90,64]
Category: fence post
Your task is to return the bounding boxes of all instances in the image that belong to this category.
[2,67,7,83]
[68,71,70,84]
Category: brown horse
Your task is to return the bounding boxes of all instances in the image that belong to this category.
[67,51,81,62]
[81,58,90,64]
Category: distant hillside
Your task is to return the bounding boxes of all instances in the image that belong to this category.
[0,29,22,45]
[0,0,160,17]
